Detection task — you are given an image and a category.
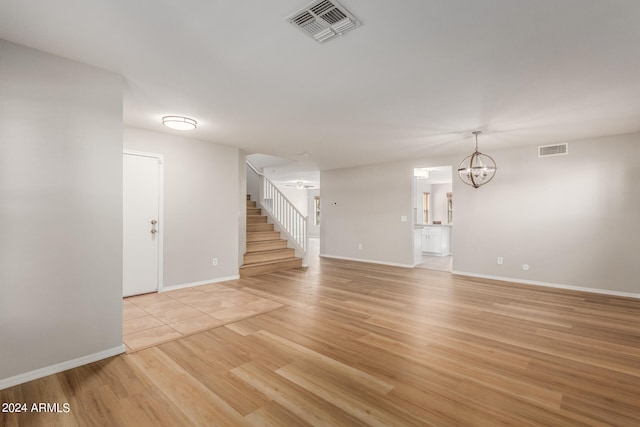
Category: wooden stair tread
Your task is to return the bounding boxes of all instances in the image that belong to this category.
[240,257,302,268]
[246,232,282,242]
[246,248,292,255]
[247,224,274,232]
[243,247,295,264]
[246,240,288,252]
[239,258,303,277]
[247,238,284,244]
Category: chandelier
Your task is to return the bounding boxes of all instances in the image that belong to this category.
[457,131,497,188]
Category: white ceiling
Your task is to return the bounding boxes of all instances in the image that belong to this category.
[2,0,639,177]
[248,153,320,187]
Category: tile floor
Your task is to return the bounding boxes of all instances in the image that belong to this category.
[123,282,285,352]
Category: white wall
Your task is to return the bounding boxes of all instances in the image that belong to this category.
[321,133,640,295]
[0,40,124,384]
[321,163,414,266]
[414,180,432,224]
[124,127,241,286]
[431,183,452,224]
[454,133,640,295]
[246,164,261,206]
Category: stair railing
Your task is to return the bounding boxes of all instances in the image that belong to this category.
[247,161,308,264]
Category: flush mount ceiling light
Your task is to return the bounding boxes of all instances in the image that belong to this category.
[162,116,197,131]
[296,181,305,189]
[457,131,497,188]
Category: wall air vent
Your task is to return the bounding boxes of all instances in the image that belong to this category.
[538,143,568,157]
[286,0,362,44]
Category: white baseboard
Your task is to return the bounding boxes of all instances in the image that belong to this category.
[159,275,240,293]
[320,254,414,268]
[452,270,640,299]
[0,345,126,391]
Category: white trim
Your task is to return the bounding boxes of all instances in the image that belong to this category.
[0,345,125,391]
[320,254,413,268]
[159,275,240,293]
[123,150,164,295]
[246,159,262,175]
[452,270,640,299]
[123,149,162,159]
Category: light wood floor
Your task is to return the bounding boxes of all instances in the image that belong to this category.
[2,258,639,426]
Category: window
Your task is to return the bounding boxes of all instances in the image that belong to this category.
[314,196,320,226]
[422,192,430,224]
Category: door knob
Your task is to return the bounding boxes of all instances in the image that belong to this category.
[151,229,158,234]
[151,219,157,225]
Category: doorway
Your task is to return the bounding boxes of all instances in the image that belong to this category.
[123,150,163,297]
[412,166,453,272]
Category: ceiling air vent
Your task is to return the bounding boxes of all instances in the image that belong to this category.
[286,0,362,44]
[538,143,568,157]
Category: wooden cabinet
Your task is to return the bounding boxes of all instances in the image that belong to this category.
[422,226,451,255]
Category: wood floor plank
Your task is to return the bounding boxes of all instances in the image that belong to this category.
[244,400,313,426]
[158,339,271,416]
[254,329,395,394]
[128,347,249,426]
[276,359,426,427]
[356,332,563,409]
[387,382,517,427]
[231,361,368,427]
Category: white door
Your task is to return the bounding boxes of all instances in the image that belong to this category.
[123,153,161,297]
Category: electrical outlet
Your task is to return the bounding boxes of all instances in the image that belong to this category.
[497,257,503,265]
[358,243,363,250]
[212,258,218,266]
[400,215,408,222]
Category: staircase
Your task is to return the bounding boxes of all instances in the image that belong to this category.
[240,196,303,277]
